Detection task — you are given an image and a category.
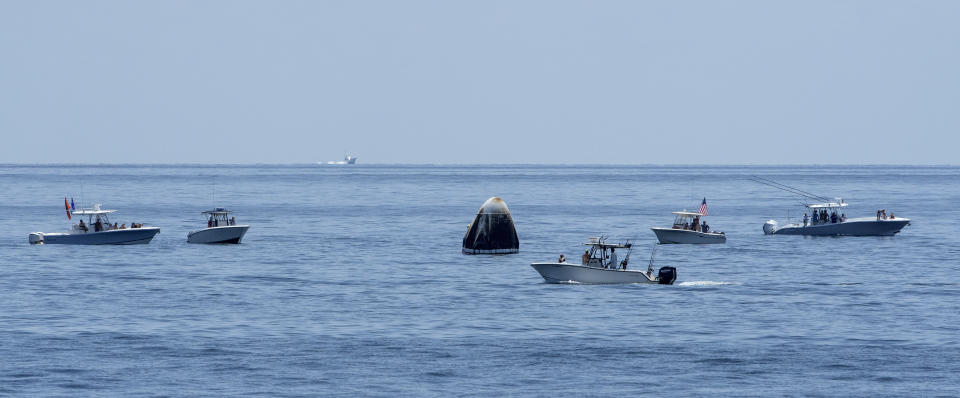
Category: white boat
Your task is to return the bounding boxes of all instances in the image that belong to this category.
[651,211,726,244]
[29,204,160,245]
[763,201,910,236]
[187,208,250,244]
[751,176,909,237]
[323,155,358,165]
[530,237,677,285]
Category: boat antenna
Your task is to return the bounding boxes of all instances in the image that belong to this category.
[748,175,832,203]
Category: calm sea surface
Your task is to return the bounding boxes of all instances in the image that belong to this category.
[0,164,957,396]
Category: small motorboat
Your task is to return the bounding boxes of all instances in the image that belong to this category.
[763,201,910,236]
[29,204,160,245]
[187,208,250,244]
[651,209,725,244]
[530,237,676,285]
[751,176,910,236]
[322,155,358,165]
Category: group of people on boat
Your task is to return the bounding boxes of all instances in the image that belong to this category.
[876,209,896,220]
[557,247,626,270]
[803,209,846,226]
[77,218,143,233]
[73,213,237,232]
[673,216,710,233]
[208,216,237,228]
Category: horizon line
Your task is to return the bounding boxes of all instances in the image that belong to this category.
[1,162,958,167]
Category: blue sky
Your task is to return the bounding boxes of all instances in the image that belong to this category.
[1,1,957,164]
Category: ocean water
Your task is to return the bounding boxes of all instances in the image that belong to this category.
[0,164,957,396]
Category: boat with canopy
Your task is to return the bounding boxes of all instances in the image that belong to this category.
[651,209,726,244]
[187,208,250,244]
[530,236,676,284]
[29,203,160,245]
[751,176,910,236]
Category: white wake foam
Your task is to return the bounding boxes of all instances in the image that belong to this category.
[677,281,736,287]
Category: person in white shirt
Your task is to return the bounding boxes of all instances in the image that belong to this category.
[608,247,618,269]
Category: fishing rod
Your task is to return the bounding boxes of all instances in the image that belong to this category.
[647,243,659,275]
[749,175,830,201]
[749,177,820,200]
[621,238,633,268]
[748,175,832,203]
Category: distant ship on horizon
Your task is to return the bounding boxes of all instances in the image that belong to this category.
[320,155,358,165]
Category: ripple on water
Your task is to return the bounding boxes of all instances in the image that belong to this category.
[1,165,959,396]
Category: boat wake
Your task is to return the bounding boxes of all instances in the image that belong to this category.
[677,281,736,287]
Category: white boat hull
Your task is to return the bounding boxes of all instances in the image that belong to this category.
[31,227,160,245]
[187,225,249,244]
[530,262,664,284]
[764,217,910,236]
[651,228,726,244]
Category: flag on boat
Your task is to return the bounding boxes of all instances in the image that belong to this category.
[64,197,71,220]
[698,198,708,216]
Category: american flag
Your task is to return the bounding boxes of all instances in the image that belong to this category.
[698,198,708,216]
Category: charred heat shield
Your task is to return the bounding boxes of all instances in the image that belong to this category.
[462,197,519,254]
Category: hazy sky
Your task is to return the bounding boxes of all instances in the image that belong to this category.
[2,1,957,164]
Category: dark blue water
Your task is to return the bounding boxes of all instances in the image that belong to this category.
[1,165,958,396]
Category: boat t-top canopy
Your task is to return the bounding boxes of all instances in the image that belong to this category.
[806,202,848,209]
[72,209,116,215]
[672,211,704,218]
[583,242,632,249]
[201,207,238,227]
[72,204,116,215]
[583,237,631,249]
[202,208,231,215]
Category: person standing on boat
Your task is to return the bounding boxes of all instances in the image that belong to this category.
[608,247,618,269]
[582,249,590,265]
[803,212,809,227]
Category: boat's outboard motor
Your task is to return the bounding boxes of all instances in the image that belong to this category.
[657,266,677,285]
[763,220,778,235]
[28,232,44,245]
